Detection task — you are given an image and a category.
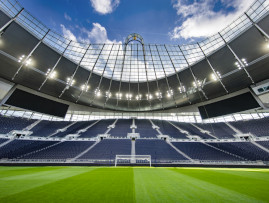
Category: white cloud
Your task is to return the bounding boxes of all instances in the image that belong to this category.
[64,13,72,21]
[90,0,120,15]
[170,0,255,40]
[60,23,121,44]
[60,24,77,42]
[81,22,121,44]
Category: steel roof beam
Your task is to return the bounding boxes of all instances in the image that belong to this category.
[164,45,192,104]
[38,40,72,91]
[218,32,255,84]
[179,46,208,100]
[197,42,229,94]
[59,44,91,98]
[12,29,50,80]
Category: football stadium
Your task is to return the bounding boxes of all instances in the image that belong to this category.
[0,0,269,202]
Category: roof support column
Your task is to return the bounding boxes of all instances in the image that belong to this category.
[39,40,72,91]
[74,44,105,103]
[164,45,192,104]
[218,32,255,84]
[59,44,91,98]
[142,44,152,109]
[155,45,178,107]
[148,45,164,109]
[136,45,141,110]
[127,44,132,109]
[89,44,114,105]
[116,43,127,107]
[245,12,269,40]
[104,45,121,108]
[0,8,24,36]
[12,29,50,80]
[179,46,208,100]
[197,42,228,93]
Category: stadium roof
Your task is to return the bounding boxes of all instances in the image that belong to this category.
[0,0,269,112]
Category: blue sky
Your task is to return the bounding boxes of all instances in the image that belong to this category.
[18,0,255,44]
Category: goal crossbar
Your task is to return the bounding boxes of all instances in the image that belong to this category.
[115,155,151,167]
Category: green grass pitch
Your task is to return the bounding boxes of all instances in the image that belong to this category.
[0,166,269,202]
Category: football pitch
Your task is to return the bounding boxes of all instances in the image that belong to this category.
[0,166,269,202]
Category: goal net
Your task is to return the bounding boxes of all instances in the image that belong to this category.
[115,155,151,167]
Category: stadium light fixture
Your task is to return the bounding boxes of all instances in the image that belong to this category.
[126,93,133,100]
[66,77,75,86]
[81,84,90,92]
[211,71,221,81]
[155,92,162,99]
[105,91,112,98]
[241,58,248,66]
[235,61,241,69]
[116,92,122,100]
[193,80,202,88]
[146,94,153,100]
[18,55,25,63]
[95,89,101,97]
[18,55,32,66]
[45,69,57,79]
[178,86,186,93]
[136,94,142,100]
[166,89,173,98]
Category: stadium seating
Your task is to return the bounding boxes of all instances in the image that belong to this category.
[257,141,269,150]
[171,122,210,138]
[0,138,8,145]
[0,115,269,164]
[0,139,59,159]
[151,120,188,139]
[136,139,187,161]
[229,117,269,137]
[22,141,95,159]
[135,119,158,138]
[0,116,35,134]
[172,142,241,161]
[109,119,132,138]
[79,119,115,138]
[30,120,73,137]
[208,142,269,161]
[195,123,235,139]
[79,139,131,159]
[52,121,94,137]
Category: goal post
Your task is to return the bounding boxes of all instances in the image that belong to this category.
[115,155,151,167]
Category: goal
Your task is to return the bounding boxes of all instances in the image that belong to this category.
[115,155,151,167]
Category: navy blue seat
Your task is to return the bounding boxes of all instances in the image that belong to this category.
[109,119,132,138]
[52,121,93,138]
[135,119,157,138]
[0,116,35,134]
[80,139,131,160]
[22,141,95,159]
[31,120,72,137]
[152,120,188,139]
[172,142,241,161]
[209,142,269,161]
[136,139,187,162]
[229,117,269,137]
[79,119,115,138]
[195,123,235,139]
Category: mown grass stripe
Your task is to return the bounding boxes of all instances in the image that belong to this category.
[0,167,96,199]
[0,167,134,203]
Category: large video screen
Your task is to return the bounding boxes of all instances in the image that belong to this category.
[198,92,260,119]
[6,89,69,118]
